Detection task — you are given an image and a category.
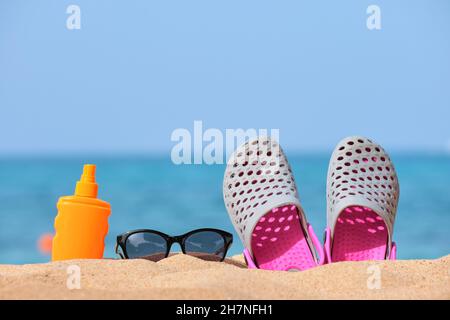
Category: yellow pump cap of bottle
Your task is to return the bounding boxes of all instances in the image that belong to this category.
[75,164,98,198]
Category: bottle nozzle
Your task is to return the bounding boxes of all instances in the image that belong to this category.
[75,164,99,198]
[80,164,96,182]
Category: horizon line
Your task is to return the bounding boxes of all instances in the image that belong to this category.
[0,148,449,158]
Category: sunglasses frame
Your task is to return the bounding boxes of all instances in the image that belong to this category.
[116,228,233,262]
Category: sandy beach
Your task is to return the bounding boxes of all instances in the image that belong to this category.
[0,254,448,300]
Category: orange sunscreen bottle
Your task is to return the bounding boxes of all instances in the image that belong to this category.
[52,164,111,261]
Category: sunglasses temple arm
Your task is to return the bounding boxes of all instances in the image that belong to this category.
[217,239,233,258]
[115,243,125,259]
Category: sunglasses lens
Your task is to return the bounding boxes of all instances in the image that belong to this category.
[125,232,167,261]
[184,231,226,261]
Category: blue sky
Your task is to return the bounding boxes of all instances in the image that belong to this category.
[0,0,449,154]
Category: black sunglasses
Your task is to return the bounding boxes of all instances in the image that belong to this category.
[116,228,233,262]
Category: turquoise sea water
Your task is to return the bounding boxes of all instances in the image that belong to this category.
[0,154,448,264]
